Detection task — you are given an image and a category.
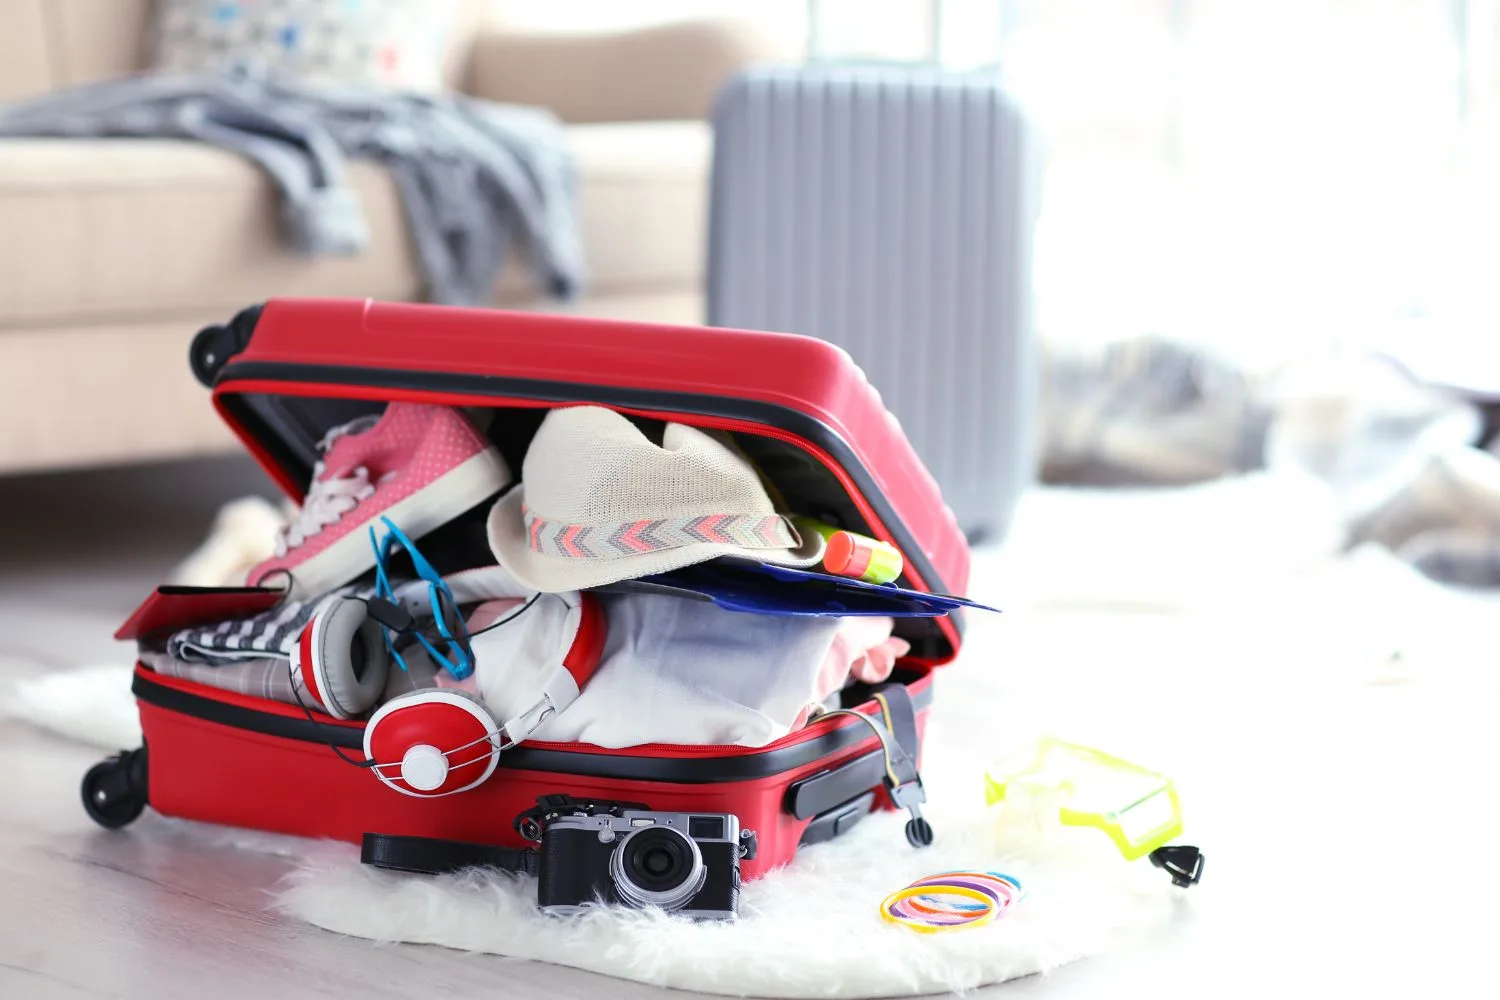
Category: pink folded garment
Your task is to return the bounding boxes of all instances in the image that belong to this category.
[431,597,527,696]
[792,617,910,731]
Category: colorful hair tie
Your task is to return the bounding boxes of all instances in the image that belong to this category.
[879,870,1025,932]
[893,884,993,915]
[904,876,1016,915]
[911,871,1024,900]
[921,870,1024,892]
[881,885,996,932]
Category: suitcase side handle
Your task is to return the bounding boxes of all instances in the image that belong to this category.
[797,790,877,846]
[785,749,887,820]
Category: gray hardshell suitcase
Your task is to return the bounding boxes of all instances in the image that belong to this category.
[708,65,1041,542]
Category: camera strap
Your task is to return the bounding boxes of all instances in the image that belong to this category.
[361,832,541,877]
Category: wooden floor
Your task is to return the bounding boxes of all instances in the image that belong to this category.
[2,458,1496,998]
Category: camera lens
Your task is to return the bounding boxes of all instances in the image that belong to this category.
[642,846,673,877]
[610,826,706,911]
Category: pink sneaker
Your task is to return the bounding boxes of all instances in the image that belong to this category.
[248,404,512,599]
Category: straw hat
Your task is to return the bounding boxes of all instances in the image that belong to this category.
[487,406,823,593]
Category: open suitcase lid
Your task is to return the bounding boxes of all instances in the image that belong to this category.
[193,298,973,663]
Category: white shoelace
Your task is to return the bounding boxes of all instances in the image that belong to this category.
[272,415,386,557]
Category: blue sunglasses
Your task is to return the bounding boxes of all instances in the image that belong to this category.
[369,517,474,681]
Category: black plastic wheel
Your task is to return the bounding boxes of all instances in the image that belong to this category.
[189,323,236,388]
[188,303,263,387]
[905,817,935,848]
[81,749,148,830]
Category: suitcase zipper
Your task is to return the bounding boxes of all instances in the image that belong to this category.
[132,667,935,779]
[521,740,771,756]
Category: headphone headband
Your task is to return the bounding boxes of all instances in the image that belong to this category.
[493,591,605,744]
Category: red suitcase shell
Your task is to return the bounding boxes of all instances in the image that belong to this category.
[93,298,972,879]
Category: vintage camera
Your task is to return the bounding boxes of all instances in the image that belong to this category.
[534,803,753,920]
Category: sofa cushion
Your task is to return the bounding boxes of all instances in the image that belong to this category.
[496,121,710,304]
[147,0,464,94]
[36,0,489,92]
[0,120,710,327]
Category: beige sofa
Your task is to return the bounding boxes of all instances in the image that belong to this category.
[0,1,794,475]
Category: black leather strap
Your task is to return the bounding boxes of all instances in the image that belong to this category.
[361,833,541,877]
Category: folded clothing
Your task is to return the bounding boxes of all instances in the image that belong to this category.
[140,644,436,709]
[147,566,565,711]
[150,563,910,746]
[165,565,523,664]
[168,585,369,664]
[141,649,302,704]
[429,593,902,746]
[793,616,908,731]
[525,594,903,748]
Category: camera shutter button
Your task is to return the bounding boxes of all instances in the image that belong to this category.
[400,744,449,792]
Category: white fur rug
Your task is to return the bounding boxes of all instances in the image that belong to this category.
[275,738,1177,1000]
[29,474,1469,997]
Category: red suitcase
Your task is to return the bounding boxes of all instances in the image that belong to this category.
[84,298,972,879]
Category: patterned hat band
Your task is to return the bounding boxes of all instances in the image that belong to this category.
[524,506,801,561]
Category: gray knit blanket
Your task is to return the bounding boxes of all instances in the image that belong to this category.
[0,69,583,306]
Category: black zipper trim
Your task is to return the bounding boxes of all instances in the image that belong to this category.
[133,670,935,784]
[216,359,964,646]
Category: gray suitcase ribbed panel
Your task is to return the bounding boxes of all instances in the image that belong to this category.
[708,66,1040,542]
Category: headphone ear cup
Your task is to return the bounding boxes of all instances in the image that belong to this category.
[363,689,502,797]
[291,597,390,720]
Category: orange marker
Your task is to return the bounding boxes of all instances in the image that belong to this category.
[793,518,904,584]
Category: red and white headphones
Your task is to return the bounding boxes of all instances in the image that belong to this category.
[290,596,391,721]
[289,584,606,798]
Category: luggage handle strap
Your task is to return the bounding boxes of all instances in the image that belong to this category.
[361,832,540,877]
[799,683,933,848]
[363,816,762,880]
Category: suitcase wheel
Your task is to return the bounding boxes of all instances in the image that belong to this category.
[189,304,263,387]
[905,817,935,848]
[81,747,149,830]
[189,324,235,388]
